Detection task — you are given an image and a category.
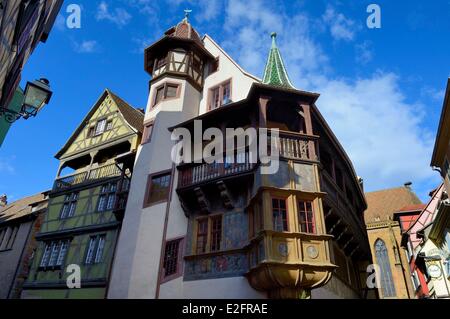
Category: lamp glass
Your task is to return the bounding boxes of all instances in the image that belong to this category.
[23,81,51,113]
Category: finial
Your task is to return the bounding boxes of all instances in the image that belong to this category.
[184,9,192,22]
[271,32,277,48]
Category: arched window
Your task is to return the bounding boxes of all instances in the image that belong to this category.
[375,239,396,297]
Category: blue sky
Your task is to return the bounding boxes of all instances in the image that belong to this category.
[1,0,449,203]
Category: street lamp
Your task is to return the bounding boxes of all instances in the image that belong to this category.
[0,78,52,123]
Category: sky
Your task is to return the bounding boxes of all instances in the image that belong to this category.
[1,0,449,203]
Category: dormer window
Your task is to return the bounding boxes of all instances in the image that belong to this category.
[208,80,231,110]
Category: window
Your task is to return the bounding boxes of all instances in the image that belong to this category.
[155,86,165,105]
[208,80,232,110]
[195,216,223,254]
[210,215,222,252]
[85,235,106,264]
[40,240,70,268]
[60,192,78,219]
[0,226,19,251]
[166,84,178,98]
[375,239,397,298]
[153,83,180,106]
[105,120,113,131]
[142,121,154,144]
[272,198,288,232]
[298,200,315,234]
[196,218,208,254]
[97,183,117,212]
[88,126,95,137]
[144,171,172,206]
[95,119,107,135]
[163,238,183,280]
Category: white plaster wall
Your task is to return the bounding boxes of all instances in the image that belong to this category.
[198,35,259,115]
[181,277,267,299]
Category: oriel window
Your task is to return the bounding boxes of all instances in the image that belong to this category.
[298,200,315,234]
[272,198,288,232]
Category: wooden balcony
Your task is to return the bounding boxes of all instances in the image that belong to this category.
[53,163,123,192]
[178,152,256,189]
[270,131,319,162]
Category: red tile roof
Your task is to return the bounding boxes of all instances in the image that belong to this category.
[364,186,423,224]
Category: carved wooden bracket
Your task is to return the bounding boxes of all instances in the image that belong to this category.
[194,187,209,213]
[216,181,234,209]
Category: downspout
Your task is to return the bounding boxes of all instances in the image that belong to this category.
[155,163,176,299]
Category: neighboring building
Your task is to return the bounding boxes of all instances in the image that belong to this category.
[364,185,423,299]
[0,192,49,299]
[21,90,144,299]
[108,17,373,299]
[0,0,63,145]
[401,184,450,299]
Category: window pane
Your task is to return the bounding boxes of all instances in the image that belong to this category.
[48,242,60,266]
[155,87,164,104]
[68,202,76,217]
[298,201,315,234]
[98,195,107,212]
[94,236,105,264]
[164,239,181,277]
[166,85,178,98]
[106,194,115,210]
[272,198,288,232]
[211,87,220,110]
[210,216,222,252]
[95,119,106,135]
[148,173,171,204]
[196,219,208,254]
[106,120,113,131]
[60,203,69,219]
[222,82,231,105]
[85,237,97,264]
[40,243,52,267]
[56,241,68,266]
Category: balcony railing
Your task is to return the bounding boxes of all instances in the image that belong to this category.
[178,151,255,188]
[53,163,123,192]
[269,132,318,161]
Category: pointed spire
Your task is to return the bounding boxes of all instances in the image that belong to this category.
[262,32,295,89]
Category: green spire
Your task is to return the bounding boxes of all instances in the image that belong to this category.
[262,32,295,89]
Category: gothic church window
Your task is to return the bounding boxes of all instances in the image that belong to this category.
[375,239,397,298]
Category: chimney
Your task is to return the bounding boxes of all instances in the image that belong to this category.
[0,194,7,207]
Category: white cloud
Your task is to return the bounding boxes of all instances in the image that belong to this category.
[96,1,132,28]
[0,157,15,174]
[355,41,374,64]
[222,0,437,195]
[421,86,445,102]
[322,5,357,42]
[74,40,100,53]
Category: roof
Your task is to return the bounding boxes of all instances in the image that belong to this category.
[397,204,427,213]
[0,193,48,224]
[165,16,203,44]
[55,89,144,159]
[364,186,423,224]
[431,78,450,166]
[262,33,295,89]
[108,91,144,133]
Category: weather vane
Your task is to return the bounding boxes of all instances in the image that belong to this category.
[184,9,192,21]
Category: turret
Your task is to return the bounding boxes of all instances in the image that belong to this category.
[144,12,214,91]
